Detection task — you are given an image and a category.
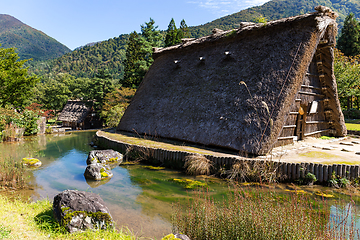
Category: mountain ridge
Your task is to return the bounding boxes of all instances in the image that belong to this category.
[0,14,71,61]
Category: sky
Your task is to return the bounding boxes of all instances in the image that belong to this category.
[1,0,271,50]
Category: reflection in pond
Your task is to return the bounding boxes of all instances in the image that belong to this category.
[1,131,360,238]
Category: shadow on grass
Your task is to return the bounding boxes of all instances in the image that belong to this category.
[34,208,68,235]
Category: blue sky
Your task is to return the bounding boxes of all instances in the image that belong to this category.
[1,0,271,50]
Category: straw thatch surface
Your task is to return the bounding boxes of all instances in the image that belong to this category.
[57,100,91,123]
[118,6,346,155]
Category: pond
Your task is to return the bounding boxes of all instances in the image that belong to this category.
[1,131,360,239]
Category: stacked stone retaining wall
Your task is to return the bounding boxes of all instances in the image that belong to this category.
[96,131,360,183]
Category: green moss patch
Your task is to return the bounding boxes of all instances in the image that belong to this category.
[171,178,208,189]
[298,151,340,159]
[143,166,166,170]
[22,157,41,167]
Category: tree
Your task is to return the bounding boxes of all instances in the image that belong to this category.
[165,18,180,47]
[178,19,190,39]
[334,49,360,110]
[122,18,162,88]
[101,87,136,127]
[337,13,360,56]
[122,31,146,87]
[140,18,162,48]
[0,45,39,108]
[88,69,114,112]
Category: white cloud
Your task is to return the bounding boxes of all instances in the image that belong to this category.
[188,0,271,17]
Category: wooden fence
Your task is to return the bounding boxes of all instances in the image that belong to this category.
[96,131,360,183]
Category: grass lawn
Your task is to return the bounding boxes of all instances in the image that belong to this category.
[345,122,360,131]
[0,194,137,240]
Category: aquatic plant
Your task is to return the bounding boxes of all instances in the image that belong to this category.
[172,186,359,239]
[0,157,27,189]
[184,154,213,176]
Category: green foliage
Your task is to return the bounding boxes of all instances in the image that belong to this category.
[121,19,162,88]
[254,15,268,23]
[165,18,190,47]
[0,45,40,108]
[0,14,70,61]
[28,34,128,81]
[337,13,360,56]
[165,18,180,47]
[86,69,115,113]
[304,172,317,185]
[30,73,93,113]
[179,19,190,39]
[343,108,360,118]
[22,109,39,136]
[334,49,360,110]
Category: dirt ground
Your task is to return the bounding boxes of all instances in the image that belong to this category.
[267,136,360,165]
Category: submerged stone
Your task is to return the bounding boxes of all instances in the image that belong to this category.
[86,149,123,165]
[84,163,113,181]
[53,189,113,233]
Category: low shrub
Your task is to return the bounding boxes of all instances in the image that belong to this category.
[343,108,360,119]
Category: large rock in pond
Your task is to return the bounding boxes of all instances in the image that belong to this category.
[53,190,113,233]
[87,150,123,165]
[84,163,113,181]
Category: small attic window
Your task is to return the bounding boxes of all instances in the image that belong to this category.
[309,101,318,114]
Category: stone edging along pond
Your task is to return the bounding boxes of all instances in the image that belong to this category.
[95,131,360,184]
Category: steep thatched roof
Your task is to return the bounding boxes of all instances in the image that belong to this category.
[57,100,91,123]
[117,6,346,155]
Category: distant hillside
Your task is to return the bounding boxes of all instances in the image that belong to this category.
[30,34,129,80]
[0,14,70,61]
[188,0,360,38]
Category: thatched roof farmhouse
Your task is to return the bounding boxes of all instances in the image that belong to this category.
[117,6,346,156]
[58,100,99,130]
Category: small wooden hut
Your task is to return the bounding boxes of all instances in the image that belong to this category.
[117,6,346,156]
[58,100,99,130]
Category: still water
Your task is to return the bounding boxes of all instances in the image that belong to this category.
[0,131,232,238]
[1,131,360,239]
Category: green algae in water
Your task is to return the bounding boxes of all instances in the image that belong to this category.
[299,151,340,159]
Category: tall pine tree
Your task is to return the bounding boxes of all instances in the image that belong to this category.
[178,19,190,39]
[338,13,360,56]
[165,18,180,47]
[122,19,162,88]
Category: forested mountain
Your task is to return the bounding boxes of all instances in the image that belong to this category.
[28,0,360,80]
[29,34,129,80]
[0,14,70,61]
[188,0,360,38]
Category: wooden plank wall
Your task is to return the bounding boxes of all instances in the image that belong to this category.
[277,44,331,146]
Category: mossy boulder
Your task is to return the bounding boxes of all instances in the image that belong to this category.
[84,163,113,181]
[53,190,113,233]
[22,158,42,168]
[86,150,123,166]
